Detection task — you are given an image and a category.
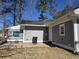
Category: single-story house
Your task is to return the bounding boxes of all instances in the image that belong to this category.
[7,8,79,54]
[7,22,48,43]
[47,8,79,54]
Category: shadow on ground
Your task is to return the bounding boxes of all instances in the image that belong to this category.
[43,42,74,54]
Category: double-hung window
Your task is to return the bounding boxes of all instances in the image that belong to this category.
[59,24,65,36]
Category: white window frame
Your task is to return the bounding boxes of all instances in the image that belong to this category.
[59,24,65,36]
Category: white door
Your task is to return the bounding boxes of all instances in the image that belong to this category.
[23,30,43,43]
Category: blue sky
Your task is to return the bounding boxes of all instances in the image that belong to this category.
[22,0,68,20]
[0,0,79,28]
[22,0,78,20]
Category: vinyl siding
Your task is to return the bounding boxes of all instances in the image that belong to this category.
[52,21,74,48]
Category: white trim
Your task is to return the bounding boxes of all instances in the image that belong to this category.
[6,25,20,30]
[7,39,47,43]
[73,20,79,52]
[7,39,23,41]
[21,24,46,27]
[52,42,74,51]
[74,23,78,42]
[23,40,48,43]
[23,30,25,42]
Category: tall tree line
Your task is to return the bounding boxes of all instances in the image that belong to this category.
[0,0,24,26]
[53,0,79,19]
[0,0,24,39]
[36,0,56,21]
[36,0,79,20]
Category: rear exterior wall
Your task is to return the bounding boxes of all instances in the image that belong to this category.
[52,21,74,48]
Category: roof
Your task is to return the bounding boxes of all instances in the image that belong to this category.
[46,8,79,27]
[21,24,47,27]
[6,25,20,30]
[20,20,48,27]
[21,20,44,25]
[7,8,79,28]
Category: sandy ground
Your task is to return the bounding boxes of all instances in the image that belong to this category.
[0,43,79,59]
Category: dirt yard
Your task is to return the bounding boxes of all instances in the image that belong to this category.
[0,43,79,59]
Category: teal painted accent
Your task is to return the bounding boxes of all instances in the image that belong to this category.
[13,31,20,37]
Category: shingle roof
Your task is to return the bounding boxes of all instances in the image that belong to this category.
[20,20,47,25]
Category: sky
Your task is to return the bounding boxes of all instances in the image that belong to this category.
[22,0,68,20]
[22,0,79,20]
[0,0,79,28]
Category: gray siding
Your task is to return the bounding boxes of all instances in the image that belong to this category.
[52,21,74,48]
[24,26,49,42]
[49,27,53,41]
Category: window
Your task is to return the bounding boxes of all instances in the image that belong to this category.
[13,31,20,37]
[59,24,65,36]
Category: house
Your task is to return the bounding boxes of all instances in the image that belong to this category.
[47,8,79,54]
[7,8,79,54]
[7,21,48,43]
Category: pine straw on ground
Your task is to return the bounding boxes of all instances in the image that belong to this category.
[0,47,79,59]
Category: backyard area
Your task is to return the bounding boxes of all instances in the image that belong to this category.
[0,43,79,59]
[0,0,79,59]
